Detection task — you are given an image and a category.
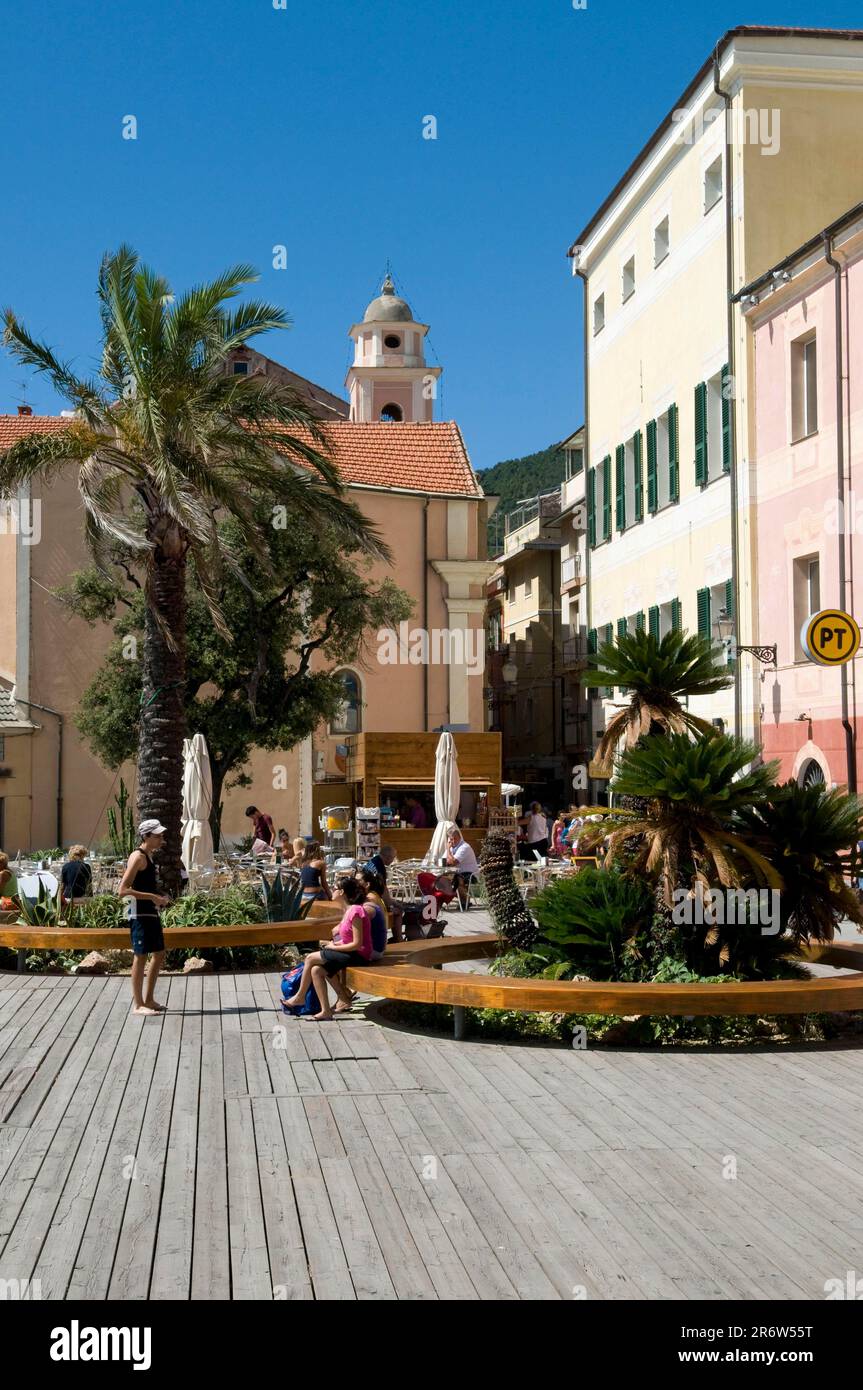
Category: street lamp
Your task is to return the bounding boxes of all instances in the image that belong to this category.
[714,607,777,668]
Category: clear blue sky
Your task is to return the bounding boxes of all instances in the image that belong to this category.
[1,1,860,471]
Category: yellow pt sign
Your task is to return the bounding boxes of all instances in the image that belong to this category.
[802,609,861,666]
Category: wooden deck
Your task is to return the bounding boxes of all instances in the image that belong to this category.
[2,949,863,1299]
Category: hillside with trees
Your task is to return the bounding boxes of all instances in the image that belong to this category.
[478,441,566,554]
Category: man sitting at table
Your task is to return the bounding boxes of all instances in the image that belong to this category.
[445,827,479,908]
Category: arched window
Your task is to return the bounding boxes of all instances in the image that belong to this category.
[380,403,403,423]
[330,670,362,735]
[798,757,826,789]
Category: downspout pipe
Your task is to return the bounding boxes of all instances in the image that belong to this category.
[26,699,63,847]
[575,262,591,788]
[714,46,742,739]
[423,495,430,731]
[823,230,856,791]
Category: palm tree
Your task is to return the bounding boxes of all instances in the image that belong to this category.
[735,781,863,942]
[581,628,732,777]
[1,247,387,891]
[582,733,782,906]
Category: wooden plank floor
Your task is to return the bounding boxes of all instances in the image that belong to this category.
[1,935,863,1300]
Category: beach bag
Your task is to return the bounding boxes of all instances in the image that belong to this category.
[280,965,320,1017]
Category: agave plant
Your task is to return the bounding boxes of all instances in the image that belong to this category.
[581,733,782,906]
[735,781,863,943]
[16,879,64,927]
[257,867,312,923]
[581,628,732,777]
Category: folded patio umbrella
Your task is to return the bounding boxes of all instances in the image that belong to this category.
[181,733,215,871]
[427,730,460,864]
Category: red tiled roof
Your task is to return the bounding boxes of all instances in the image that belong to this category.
[280,421,484,497]
[0,415,486,499]
[0,414,71,446]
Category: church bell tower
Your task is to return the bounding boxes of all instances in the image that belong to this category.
[346,274,441,422]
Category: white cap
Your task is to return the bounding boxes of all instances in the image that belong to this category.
[138,819,167,837]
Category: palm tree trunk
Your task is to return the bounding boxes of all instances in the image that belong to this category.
[138,547,187,897]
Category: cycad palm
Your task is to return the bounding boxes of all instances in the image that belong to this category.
[735,782,863,942]
[582,628,732,776]
[585,733,781,904]
[1,247,387,890]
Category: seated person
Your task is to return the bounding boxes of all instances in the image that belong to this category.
[445,827,479,907]
[362,845,403,943]
[0,851,14,908]
[356,866,390,959]
[61,845,92,903]
[282,877,375,1022]
[299,841,331,904]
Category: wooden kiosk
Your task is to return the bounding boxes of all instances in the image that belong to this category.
[343,732,502,860]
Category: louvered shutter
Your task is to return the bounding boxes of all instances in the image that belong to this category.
[633,431,643,522]
[671,597,682,632]
[646,419,658,514]
[648,605,660,640]
[697,586,711,639]
[721,363,731,473]
[669,403,679,502]
[615,445,626,532]
[695,382,708,486]
[587,467,596,547]
[635,611,645,632]
[602,455,612,540]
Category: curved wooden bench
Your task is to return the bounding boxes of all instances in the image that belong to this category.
[0,902,343,969]
[343,933,863,1032]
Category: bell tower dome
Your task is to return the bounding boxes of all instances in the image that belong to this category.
[346,273,442,422]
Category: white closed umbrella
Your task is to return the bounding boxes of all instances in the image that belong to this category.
[427,731,461,863]
[181,733,215,871]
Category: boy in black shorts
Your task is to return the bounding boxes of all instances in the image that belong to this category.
[117,820,171,1015]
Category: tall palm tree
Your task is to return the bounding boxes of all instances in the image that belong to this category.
[581,628,732,777]
[582,733,782,905]
[1,247,387,891]
[735,781,863,942]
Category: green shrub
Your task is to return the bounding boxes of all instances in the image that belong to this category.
[529,867,656,981]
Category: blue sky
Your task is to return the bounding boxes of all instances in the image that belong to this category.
[1,1,860,472]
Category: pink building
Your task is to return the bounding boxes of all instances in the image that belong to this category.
[740,202,863,789]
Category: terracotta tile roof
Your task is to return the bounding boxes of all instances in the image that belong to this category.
[280,421,485,497]
[0,414,72,447]
[1,415,487,499]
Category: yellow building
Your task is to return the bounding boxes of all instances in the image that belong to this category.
[568,25,863,745]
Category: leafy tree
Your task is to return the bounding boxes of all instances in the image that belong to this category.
[1,247,386,889]
[59,512,413,846]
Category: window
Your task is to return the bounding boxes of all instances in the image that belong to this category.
[615,433,643,531]
[565,446,584,478]
[654,216,670,266]
[695,368,730,486]
[524,576,532,598]
[649,599,681,640]
[791,334,818,441]
[622,256,635,303]
[380,403,403,422]
[704,156,723,213]
[647,404,679,513]
[232,361,249,375]
[793,554,821,659]
[329,670,362,734]
[383,334,402,350]
[588,456,612,546]
[593,293,605,335]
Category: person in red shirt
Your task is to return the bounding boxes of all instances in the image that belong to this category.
[245,805,275,847]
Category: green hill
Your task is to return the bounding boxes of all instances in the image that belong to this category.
[478,442,566,555]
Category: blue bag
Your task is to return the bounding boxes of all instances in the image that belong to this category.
[281,965,320,1017]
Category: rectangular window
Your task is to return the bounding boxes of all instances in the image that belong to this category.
[695,373,727,485]
[653,216,670,267]
[791,334,818,441]
[593,293,605,336]
[565,446,584,478]
[622,256,635,303]
[524,576,532,598]
[232,361,249,375]
[793,554,821,659]
[704,156,723,213]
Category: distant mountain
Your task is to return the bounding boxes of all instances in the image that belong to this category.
[478,442,566,554]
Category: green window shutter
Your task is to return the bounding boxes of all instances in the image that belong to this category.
[725,578,734,621]
[602,455,612,540]
[617,617,627,638]
[668,402,679,502]
[633,431,643,522]
[671,597,682,632]
[635,611,645,632]
[615,445,626,532]
[604,623,613,646]
[648,605,660,640]
[694,382,708,486]
[587,467,596,548]
[697,586,711,639]
[603,623,614,697]
[587,627,597,654]
[721,363,731,474]
[646,419,658,514]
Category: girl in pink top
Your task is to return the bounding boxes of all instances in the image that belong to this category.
[283,878,375,1021]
